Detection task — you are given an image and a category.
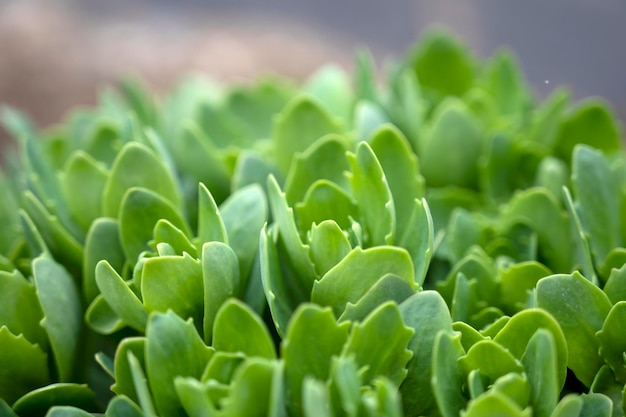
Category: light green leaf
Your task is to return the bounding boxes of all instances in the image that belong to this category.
[95,260,147,332]
[295,180,358,232]
[308,220,352,277]
[146,311,214,417]
[127,351,157,417]
[202,242,241,343]
[142,254,204,331]
[483,49,530,117]
[83,217,125,303]
[420,99,482,188]
[304,65,353,125]
[536,272,613,386]
[103,142,181,217]
[220,358,275,417]
[572,145,622,267]
[61,151,108,231]
[499,262,552,314]
[46,406,94,417]
[432,332,467,417]
[556,100,621,163]
[112,337,146,403]
[119,187,189,262]
[303,378,332,417]
[33,257,81,382]
[399,290,453,417]
[346,141,395,246]
[0,326,50,404]
[273,95,342,174]
[521,329,560,417]
[85,294,125,335]
[604,264,626,304]
[410,29,474,97]
[597,301,626,383]
[220,184,268,279]
[342,302,413,385]
[0,269,47,349]
[369,125,424,236]
[397,198,433,286]
[462,391,531,417]
[175,377,218,417]
[590,366,624,417]
[213,299,276,359]
[105,395,144,417]
[267,175,317,292]
[339,274,415,323]
[282,304,350,417]
[197,182,227,245]
[12,383,98,417]
[459,340,524,381]
[493,309,568,389]
[154,219,197,258]
[312,246,416,317]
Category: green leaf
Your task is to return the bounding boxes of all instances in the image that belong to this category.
[556,100,621,163]
[220,184,268,279]
[111,337,146,403]
[604,264,626,304]
[308,220,352,277]
[342,302,413,385]
[399,291,453,417]
[386,69,424,147]
[579,393,614,417]
[231,151,281,195]
[597,301,626,383]
[302,378,332,417]
[202,242,241,343]
[432,332,467,417]
[0,399,18,417]
[459,340,524,381]
[197,182,228,245]
[175,377,218,417]
[220,358,275,417]
[146,311,214,417]
[304,65,353,126]
[295,180,358,232]
[85,295,124,335]
[127,351,157,417]
[483,49,530,117]
[119,187,189,261]
[491,373,530,411]
[493,309,568,389]
[312,246,416,317]
[346,141,395,246]
[355,101,390,143]
[46,406,94,417]
[213,298,276,359]
[83,217,125,303]
[142,254,204,331]
[420,99,482,188]
[339,274,415,323]
[369,125,424,234]
[33,257,81,382]
[397,198,434,286]
[0,326,50,404]
[267,176,317,292]
[572,145,622,267]
[0,269,47,349]
[521,329,560,417]
[273,95,342,174]
[282,304,350,417]
[95,260,147,332]
[12,384,98,417]
[103,142,181,217]
[105,395,144,417]
[410,29,474,97]
[499,262,552,314]
[536,272,613,386]
[590,366,624,417]
[153,219,197,258]
[61,151,108,231]
[462,391,531,417]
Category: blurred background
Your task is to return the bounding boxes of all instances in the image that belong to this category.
[1,0,625,144]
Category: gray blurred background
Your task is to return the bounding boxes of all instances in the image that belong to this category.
[1,0,625,142]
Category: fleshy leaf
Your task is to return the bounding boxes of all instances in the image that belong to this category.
[12,383,98,417]
[202,242,241,343]
[213,298,276,359]
[346,141,395,246]
[311,246,416,317]
[33,257,82,382]
[112,337,146,403]
[596,301,626,383]
[308,220,352,277]
[459,340,524,381]
[282,304,350,417]
[119,187,189,262]
[145,311,214,417]
[536,272,612,386]
[399,290,453,417]
[197,182,228,245]
[397,198,434,286]
[83,218,125,303]
[432,332,467,417]
[521,329,560,417]
[103,141,181,217]
[272,95,342,175]
[295,180,358,232]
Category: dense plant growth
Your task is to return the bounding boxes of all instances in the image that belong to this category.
[1,30,625,417]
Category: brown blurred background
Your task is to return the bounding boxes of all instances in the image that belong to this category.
[1,0,625,144]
